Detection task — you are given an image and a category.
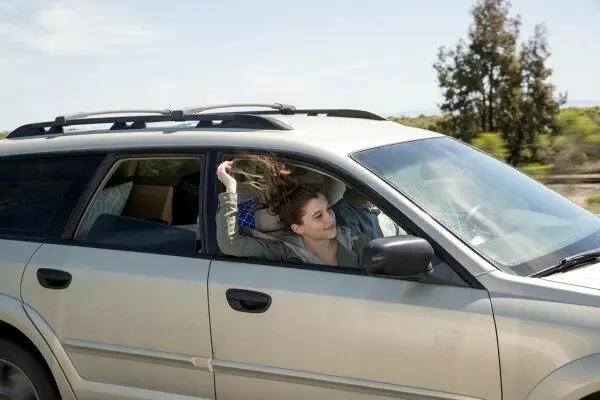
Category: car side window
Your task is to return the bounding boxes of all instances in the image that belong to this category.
[214,154,404,267]
[73,155,205,255]
[0,154,104,238]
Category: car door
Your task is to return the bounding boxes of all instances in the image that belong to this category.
[207,155,501,400]
[209,260,500,400]
[20,152,215,400]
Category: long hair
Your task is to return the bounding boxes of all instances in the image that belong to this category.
[231,154,321,228]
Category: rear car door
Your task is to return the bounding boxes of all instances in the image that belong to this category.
[20,152,215,399]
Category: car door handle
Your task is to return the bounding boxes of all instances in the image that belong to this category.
[226,289,271,313]
[37,268,72,290]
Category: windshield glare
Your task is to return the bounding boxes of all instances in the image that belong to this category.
[352,137,600,276]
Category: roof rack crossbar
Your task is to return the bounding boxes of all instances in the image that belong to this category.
[55,109,173,125]
[181,103,296,115]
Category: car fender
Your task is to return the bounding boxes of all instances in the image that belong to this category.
[0,293,76,400]
[526,353,600,400]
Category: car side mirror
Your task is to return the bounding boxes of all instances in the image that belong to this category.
[362,235,434,279]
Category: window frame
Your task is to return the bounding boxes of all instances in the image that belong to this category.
[206,148,483,289]
[0,152,107,241]
[57,150,210,259]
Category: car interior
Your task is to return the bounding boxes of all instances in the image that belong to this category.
[74,157,203,254]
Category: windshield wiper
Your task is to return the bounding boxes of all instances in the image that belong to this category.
[532,248,600,278]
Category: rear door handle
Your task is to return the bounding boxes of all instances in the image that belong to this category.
[37,268,72,290]
[226,289,271,313]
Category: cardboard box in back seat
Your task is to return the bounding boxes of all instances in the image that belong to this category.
[124,184,173,225]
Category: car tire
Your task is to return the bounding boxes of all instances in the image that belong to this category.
[0,338,59,400]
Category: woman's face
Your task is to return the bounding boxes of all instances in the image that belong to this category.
[292,194,337,240]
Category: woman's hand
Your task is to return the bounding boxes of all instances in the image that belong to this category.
[217,160,237,193]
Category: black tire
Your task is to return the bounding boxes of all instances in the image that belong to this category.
[0,338,59,400]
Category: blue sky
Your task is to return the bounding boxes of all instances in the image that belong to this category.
[0,0,598,131]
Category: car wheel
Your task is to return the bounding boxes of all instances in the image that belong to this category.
[0,338,59,400]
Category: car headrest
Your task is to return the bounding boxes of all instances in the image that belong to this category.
[322,175,345,206]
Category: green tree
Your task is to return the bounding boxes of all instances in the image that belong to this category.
[434,40,480,141]
[434,0,521,143]
[434,0,563,165]
[471,131,508,160]
[518,24,565,163]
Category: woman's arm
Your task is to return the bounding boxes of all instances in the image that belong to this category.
[215,161,289,260]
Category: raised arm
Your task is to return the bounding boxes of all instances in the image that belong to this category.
[215,161,290,260]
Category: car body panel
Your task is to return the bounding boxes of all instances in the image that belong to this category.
[525,353,600,400]
[0,239,43,300]
[208,259,501,400]
[20,243,214,399]
[0,294,77,400]
[478,270,600,400]
[542,261,600,289]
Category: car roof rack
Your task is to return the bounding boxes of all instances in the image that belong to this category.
[6,108,294,139]
[6,103,386,139]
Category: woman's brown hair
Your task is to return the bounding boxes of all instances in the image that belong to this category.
[231,154,321,228]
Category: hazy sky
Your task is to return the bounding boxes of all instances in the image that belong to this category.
[0,0,598,131]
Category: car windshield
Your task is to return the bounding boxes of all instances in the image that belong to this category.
[352,137,600,276]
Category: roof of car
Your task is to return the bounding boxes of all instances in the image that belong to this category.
[0,110,443,158]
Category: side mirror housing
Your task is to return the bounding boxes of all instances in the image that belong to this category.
[363,235,434,279]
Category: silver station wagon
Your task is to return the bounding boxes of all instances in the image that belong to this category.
[1,103,600,400]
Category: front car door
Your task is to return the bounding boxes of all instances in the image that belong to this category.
[20,151,215,399]
[206,151,501,400]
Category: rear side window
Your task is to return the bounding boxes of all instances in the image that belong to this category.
[0,154,104,238]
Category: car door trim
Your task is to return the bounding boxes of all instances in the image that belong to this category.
[62,339,212,371]
[211,359,483,400]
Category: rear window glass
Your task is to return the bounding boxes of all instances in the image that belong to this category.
[0,155,103,235]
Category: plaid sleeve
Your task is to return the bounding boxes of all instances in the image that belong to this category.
[237,195,259,229]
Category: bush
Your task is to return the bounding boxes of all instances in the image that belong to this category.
[519,163,553,177]
[389,115,444,132]
[555,109,600,163]
[588,193,600,206]
[472,132,508,161]
[557,109,600,137]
